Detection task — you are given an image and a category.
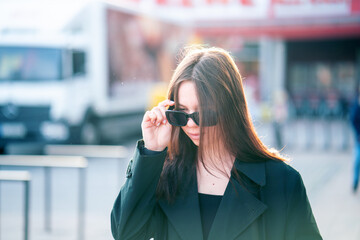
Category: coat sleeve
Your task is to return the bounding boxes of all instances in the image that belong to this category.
[284,169,323,240]
[111,140,167,240]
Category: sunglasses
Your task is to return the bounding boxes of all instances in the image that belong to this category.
[165,110,217,127]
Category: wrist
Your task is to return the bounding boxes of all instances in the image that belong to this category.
[144,144,166,152]
[142,140,165,152]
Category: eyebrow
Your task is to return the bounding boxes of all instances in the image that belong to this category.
[177,103,187,108]
[177,104,200,112]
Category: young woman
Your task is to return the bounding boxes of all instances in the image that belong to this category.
[111,46,322,240]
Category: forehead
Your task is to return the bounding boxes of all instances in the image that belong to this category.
[177,81,199,109]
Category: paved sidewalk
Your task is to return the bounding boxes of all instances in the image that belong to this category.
[288,149,360,240]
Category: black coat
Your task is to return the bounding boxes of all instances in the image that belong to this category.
[111,140,322,240]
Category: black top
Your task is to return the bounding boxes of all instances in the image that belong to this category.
[198,193,223,240]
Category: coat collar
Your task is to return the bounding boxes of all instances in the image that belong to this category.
[158,160,268,240]
[233,158,267,187]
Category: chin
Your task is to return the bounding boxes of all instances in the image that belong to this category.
[183,131,200,146]
[191,139,199,146]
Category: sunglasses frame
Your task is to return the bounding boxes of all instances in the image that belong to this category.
[165,110,200,126]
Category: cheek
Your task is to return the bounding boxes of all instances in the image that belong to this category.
[181,126,188,135]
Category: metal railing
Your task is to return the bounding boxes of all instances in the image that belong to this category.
[0,155,87,240]
[0,170,31,240]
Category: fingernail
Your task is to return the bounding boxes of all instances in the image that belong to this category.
[163,120,166,124]
[157,122,160,126]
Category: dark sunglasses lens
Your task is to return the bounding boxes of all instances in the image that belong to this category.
[166,111,187,126]
[192,112,200,125]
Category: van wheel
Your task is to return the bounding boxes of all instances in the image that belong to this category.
[80,121,100,145]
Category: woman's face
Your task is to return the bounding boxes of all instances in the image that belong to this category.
[177,81,200,146]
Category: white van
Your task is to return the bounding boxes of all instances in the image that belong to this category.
[0,1,188,147]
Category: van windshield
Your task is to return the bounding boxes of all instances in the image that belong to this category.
[0,47,62,81]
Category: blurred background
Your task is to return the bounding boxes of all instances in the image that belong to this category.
[0,0,359,239]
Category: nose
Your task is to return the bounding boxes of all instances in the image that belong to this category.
[186,117,197,127]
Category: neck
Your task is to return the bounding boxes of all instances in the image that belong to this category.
[196,151,234,195]
[197,147,234,178]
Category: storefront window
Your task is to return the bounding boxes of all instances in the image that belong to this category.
[288,61,356,118]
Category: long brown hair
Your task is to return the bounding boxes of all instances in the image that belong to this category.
[157,46,286,202]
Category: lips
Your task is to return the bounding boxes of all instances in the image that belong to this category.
[187,132,200,140]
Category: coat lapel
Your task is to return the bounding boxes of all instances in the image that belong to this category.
[208,160,268,240]
[158,178,204,240]
[158,160,267,240]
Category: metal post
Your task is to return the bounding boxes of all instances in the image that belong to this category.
[24,180,30,240]
[78,168,86,240]
[44,167,51,232]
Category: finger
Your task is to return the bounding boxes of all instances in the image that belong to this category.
[158,106,167,125]
[142,111,148,121]
[143,111,153,122]
[158,100,174,124]
[152,108,164,126]
[158,99,175,109]
[146,109,159,124]
[148,110,157,125]
[158,99,171,107]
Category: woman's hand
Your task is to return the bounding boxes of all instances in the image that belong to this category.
[141,99,175,151]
